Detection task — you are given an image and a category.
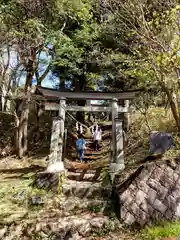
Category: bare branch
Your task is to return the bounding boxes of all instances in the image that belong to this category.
[37,63,51,85]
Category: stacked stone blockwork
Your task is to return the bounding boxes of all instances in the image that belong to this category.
[118,159,180,225]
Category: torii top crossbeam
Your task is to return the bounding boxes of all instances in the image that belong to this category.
[37,86,140,100]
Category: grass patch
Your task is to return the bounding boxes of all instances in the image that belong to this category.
[22,172,36,180]
[141,221,180,239]
[87,203,103,213]
[0,171,52,223]
[125,107,180,166]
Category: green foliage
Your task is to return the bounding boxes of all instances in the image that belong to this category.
[55,0,92,23]
[125,107,179,165]
[87,203,103,213]
[97,1,180,93]
[141,221,180,239]
[52,0,103,89]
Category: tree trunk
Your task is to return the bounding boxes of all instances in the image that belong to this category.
[36,104,43,134]
[15,49,36,158]
[174,93,180,120]
[15,98,30,158]
[167,92,180,131]
[15,101,26,157]
[87,100,92,122]
[28,103,44,141]
[161,83,180,132]
[1,46,10,112]
[23,101,29,153]
[59,73,65,91]
[76,100,86,123]
[75,75,86,123]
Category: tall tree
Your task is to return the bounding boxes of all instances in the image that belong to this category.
[52,0,102,122]
[0,0,68,157]
[97,0,180,131]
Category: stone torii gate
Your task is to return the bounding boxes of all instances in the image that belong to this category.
[37,87,138,172]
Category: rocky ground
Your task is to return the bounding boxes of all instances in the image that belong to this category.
[0,109,179,239]
[0,156,139,240]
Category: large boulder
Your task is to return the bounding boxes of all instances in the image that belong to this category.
[149,131,175,155]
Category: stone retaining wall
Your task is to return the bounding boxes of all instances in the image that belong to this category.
[118,159,180,225]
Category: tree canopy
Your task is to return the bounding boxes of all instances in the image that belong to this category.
[1,0,180,157]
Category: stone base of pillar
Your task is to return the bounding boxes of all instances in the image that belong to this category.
[109,163,125,182]
[34,170,66,193]
[46,161,65,173]
[109,162,125,173]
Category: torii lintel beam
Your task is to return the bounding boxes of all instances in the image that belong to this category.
[45,102,132,112]
[38,87,138,100]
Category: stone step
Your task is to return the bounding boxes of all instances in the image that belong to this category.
[67,168,100,174]
[29,213,117,239]
[86,143,103,147]
[84,150,110,156]
[64,160,91,170]
[68,151,109,157]
[70,155,102,161]
[57,196,112,216]
[64,159,108,171]
[66,168,102,181]
[70,154,102,161]
[68,143,108,152]
[84,152,102,156]
[0,209,119,239]
[62,179,112,199]
[36,196,112,219]
[68,150,103,156]
[84,140,93,143]
[67,146,92,151]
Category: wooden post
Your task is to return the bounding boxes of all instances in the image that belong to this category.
[49,98,66,164]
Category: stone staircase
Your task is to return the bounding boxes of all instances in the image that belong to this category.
[54,135,120,239]
[0,125,124,239]
[0,161,121,240]
[31,168,119,239]
[57,168,119,239]
[16,127,119,239]
[1,164,120,240]
[63,171,111,199]
[67,134,111,163]
[0,195,120,240]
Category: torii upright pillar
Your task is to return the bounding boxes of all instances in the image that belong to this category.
[49,98,66,164]
[110,98,125,176]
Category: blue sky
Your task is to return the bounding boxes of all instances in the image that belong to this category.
[3,46,101,104]
[31,51,60,89]
[3,45,59,89]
